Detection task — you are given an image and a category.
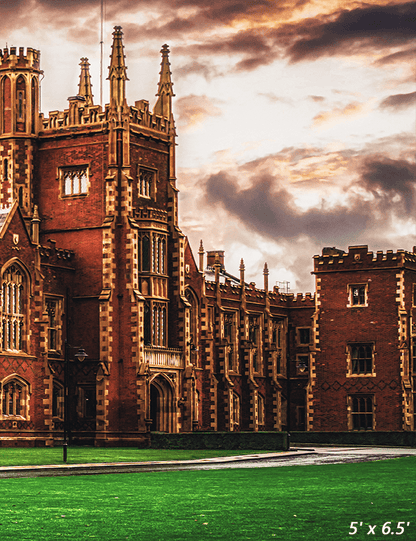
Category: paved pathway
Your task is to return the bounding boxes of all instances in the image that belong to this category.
[0,446,415,478]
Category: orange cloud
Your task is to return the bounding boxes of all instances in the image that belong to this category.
[312,101,366,128]
[175,94,223,130]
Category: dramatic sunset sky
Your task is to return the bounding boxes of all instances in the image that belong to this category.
[1,0,415,292]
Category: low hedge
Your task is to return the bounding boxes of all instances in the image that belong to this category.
[150,431,288,450]
[291,431,416,447]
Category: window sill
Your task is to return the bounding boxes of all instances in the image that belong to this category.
[347,372,376,378]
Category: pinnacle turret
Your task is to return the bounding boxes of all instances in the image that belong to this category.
[154,44,175,118]
[108,26,128,108]
[78,58,94,106]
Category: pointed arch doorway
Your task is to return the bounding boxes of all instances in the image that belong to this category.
[150,375,175,432]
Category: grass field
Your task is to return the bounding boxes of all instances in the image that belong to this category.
[0,456,415,540]
[0,447,276,467]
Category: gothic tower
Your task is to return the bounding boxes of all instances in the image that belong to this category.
[0,46,42,216]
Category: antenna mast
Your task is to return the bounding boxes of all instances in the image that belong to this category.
[100,0,105,106]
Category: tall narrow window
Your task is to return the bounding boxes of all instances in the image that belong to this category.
[224,311,236,371]
[144,304,151,345]
[2,76,12,133]
[140,235,150,272]
[16,76,26,131]
[232,392,240,430]
[350,395,374,431]
[151,234,167,275]
[258,394,265,426]
[46,299,62,353]
[1,265,25,352]
[3,158,8,180]
[152,303,167,347]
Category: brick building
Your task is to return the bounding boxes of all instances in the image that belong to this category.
[0,28,413,446]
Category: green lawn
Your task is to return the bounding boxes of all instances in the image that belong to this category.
[0,457,415,540]
[0,447,277,467]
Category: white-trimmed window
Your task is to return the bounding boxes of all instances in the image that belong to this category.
[61,166,88,196]
[1,376,29,419]
[1,264,26,352]
[348,284,368,307]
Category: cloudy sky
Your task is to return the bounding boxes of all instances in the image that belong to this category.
[2,0,415,292]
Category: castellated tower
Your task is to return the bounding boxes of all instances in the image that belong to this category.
[0,46,42,216]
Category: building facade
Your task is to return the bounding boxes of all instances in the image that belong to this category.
[0,29,413,446]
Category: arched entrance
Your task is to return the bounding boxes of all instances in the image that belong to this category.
[149,376,174,432]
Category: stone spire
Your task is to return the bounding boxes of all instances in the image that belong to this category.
[240,259,245,286]
[78,58,94,106]
[108,26,128,108]
[153,44,175,118]
[263,262,269,292]
[198,240,205,272]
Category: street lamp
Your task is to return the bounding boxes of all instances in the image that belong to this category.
[63,342,88,463]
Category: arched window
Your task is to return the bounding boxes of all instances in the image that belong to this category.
[1,264,26,352]
[1,376,29,419]
[2,76,11,133]
[31,77,37,134]
[16,75,26,131]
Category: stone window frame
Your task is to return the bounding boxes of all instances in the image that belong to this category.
[232,391,240,430]
[347,283,368,308]
[59,165,89,198]
[0,374,31,420]
[346,342,376,377]
[296,326,312,346]
[52,379,64,420]
[223,310,238,372]
[45,296,64,355]
[257,393,265,426]
[296,353,310,375]
[1,263,27,353]
[138,166,157,199]
[248,313,263,375]
[347,394,375,431]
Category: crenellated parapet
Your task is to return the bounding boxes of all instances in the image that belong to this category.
[314,245,416,273]
[0,47,41,71]
[286,292,315,307]
[40,101,172,135]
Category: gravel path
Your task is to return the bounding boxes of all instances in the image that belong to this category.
[0,446,415,478]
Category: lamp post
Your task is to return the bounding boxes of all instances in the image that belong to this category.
[63,342,88,463]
